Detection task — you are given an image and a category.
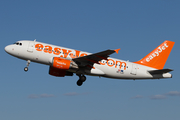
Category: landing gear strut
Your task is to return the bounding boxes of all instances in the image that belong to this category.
[24,60,31,72]
[76,74,86,86]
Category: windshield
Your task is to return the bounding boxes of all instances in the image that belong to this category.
[13,42,22,46]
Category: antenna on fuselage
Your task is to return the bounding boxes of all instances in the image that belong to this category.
[33,39,36,44]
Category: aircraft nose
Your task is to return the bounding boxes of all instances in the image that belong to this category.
[5,45,11,54]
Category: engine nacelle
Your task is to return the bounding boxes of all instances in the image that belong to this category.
[50,57,78,70]
[49,66,73,77]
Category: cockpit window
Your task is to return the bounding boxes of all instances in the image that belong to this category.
[14,42,22,46]
[13,42,19,45]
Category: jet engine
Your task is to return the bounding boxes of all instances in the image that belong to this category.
[51,57,78,70]
[48,57,78,77]
[49,66,73,77]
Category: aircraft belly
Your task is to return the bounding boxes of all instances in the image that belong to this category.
[85,68,105,76]
[96,65,153,79]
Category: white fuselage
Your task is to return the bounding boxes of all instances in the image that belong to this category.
[5,40,172,80]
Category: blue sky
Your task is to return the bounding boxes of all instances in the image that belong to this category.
[1,0,180,120]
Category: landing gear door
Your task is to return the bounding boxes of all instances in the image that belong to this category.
[27,41,34,52]
[131,64,138,75]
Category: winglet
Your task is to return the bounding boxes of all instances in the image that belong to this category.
[114,49,120,54]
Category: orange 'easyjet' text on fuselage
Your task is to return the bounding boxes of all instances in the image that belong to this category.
[35,44,127,70]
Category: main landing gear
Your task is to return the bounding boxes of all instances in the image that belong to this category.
[76,74,86,86]
[24,60,30,72]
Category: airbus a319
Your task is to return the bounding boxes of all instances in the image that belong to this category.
[5,40,175,86]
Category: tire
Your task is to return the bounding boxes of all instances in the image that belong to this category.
[77,80,83,86]
[24,67,28,72]
[80,75,86,82]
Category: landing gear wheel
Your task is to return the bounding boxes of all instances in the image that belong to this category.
[24,60,31,72]
[24,67,28,72]
[76,74,86,86]
[80,75,86,82]
[77,80,83,86]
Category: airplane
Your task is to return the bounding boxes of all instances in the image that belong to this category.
[5,40,175,86]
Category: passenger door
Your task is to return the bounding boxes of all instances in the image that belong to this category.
[27,41,34,52]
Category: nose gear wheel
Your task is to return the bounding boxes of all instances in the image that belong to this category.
[24,60,31,72]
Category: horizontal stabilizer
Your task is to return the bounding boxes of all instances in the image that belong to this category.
[148,69,173,75]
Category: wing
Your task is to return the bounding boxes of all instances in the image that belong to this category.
[73,49,120,68]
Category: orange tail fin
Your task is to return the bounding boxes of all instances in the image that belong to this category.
[134,40,175,69]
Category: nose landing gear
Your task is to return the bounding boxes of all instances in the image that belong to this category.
[24,60,31,72]
[76,74,86,86]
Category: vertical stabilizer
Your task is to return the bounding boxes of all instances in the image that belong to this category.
[134,40,175,69]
